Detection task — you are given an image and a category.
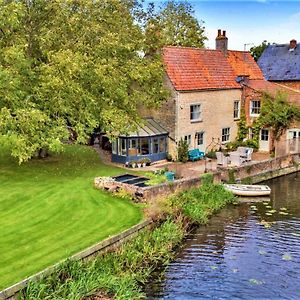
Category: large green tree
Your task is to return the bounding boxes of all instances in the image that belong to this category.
[0,0,168,163]
[145,0,207,49]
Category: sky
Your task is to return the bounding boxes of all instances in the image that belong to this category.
[145,0,300,50]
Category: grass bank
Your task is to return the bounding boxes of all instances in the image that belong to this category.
[21,175,235,299]
[0,145,142,290]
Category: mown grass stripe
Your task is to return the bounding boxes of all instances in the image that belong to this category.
[0,145,142,290]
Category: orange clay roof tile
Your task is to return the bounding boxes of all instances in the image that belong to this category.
[227,50,264,80]
[163,46,240,91]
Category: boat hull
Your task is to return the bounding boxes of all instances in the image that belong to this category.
[224,184,271,197]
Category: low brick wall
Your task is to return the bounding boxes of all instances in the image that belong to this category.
[0,220,152,300]
[218,153,300,183]
[95,173,221,201]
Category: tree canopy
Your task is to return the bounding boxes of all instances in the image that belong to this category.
[0,0,168,163]
[250,40,270,61]
[145,0,207,49]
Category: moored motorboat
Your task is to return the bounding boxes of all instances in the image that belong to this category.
[224,184,271,197]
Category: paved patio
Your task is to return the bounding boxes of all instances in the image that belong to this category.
[94,145,271,179]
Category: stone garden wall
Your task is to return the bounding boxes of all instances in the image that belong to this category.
[218,153,300,183]
[94,173,222,202]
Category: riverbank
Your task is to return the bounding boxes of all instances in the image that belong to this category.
[20,176,235,299]
[146,172,300,299]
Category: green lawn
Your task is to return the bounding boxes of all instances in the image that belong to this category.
[0,145,142,290]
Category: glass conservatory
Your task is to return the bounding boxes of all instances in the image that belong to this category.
[111,119,168,164]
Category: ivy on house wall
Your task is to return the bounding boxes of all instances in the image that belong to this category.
[257,92,300,140]
[234,91,300,151]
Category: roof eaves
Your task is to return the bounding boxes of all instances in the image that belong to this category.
[176,86,242,92]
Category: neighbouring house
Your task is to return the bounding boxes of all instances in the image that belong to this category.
[240,78,300,154]
[258,39,300,90]
[245,39,300,154]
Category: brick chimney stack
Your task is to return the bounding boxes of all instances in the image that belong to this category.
[289,39,297,51]
[216,29,228,56]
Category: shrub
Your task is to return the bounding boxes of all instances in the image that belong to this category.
[206,150,216,159]
[177,138,189,163]
[201,173,214,185]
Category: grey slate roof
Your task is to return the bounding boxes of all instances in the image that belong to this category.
[119,118,168,138]
[258,43,300,81]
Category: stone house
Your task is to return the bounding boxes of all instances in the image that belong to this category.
[148,30,266,159]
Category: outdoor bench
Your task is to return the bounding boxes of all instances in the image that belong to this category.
[188,149,205,161]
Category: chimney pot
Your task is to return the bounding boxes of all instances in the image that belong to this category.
[216,29,228,56]
[289,39,297,50]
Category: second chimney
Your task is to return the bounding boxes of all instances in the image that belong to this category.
[289,39,297,51]
[216,29,228,56]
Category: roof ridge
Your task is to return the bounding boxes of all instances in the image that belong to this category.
[163,46,222,52]
[228,50,249,53]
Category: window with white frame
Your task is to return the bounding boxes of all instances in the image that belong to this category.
[249,128,255,140]
[222,127,230,143]
[260,129,269,141]
[289,129,300,139]
[233,100,240,119]
[190,104,201,122]
[196,131,204,146]
[250,100,261,116]
[184,134,191,146]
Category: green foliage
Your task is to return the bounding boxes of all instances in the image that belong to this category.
[145,0,207,49]
[258,92,300,140]
[177,138,189,162]
[145,172,167,186]
[228,169,236,183]
[237,113,248,142]
[169,183,235,224]
[201,173,214,185]
[250,40,270,61]
[206,150,217,159]
[0,0,168,162]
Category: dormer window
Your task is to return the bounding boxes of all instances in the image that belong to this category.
[250,100,261,116]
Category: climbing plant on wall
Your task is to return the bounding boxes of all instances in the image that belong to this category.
[257,92,300,140]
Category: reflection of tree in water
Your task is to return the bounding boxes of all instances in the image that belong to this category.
[266,172,300,213]
[184,204,250,255]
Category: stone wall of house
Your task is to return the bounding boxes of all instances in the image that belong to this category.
[139,76,178,159]
[177,88,242,151]
[139,76,177,141]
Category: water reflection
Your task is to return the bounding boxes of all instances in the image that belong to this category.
[147,173,300,300]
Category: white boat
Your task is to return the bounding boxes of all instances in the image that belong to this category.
[224,184,271,197]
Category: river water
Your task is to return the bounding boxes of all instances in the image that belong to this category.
[147,173,300,300]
